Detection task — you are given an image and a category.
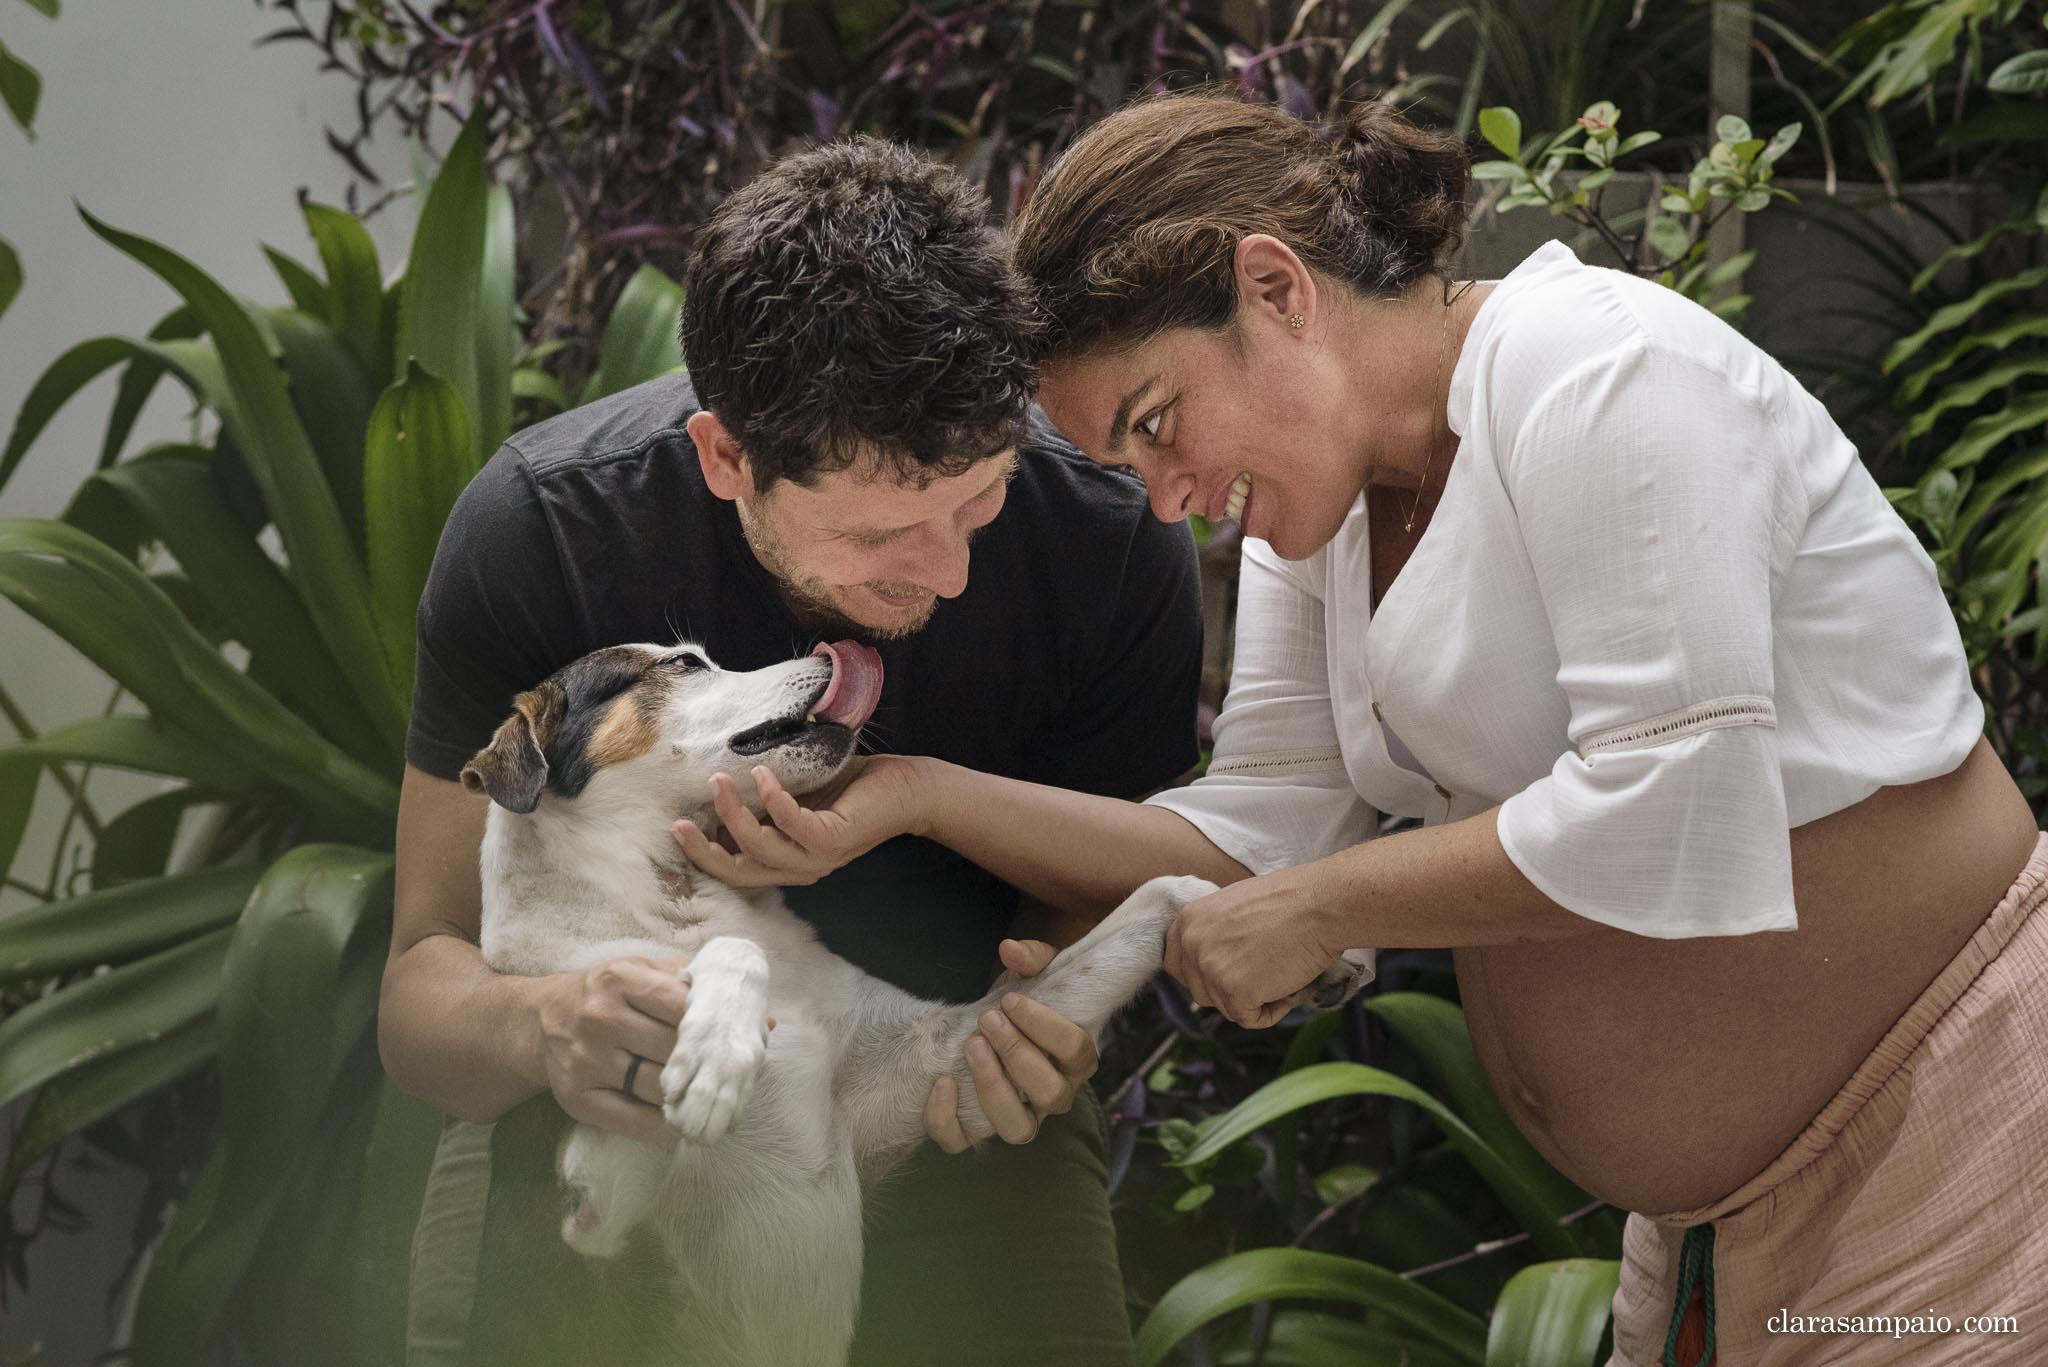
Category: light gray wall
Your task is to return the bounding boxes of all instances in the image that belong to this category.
[1,4,408,1361]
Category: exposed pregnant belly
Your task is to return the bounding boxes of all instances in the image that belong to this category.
[1455,736,2038,1216]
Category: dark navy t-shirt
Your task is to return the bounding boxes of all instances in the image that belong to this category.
[406,375,1203,1002]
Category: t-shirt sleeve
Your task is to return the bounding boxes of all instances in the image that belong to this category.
[1492,338,1805,939]
[404,448,583,781]
[1019,505,1204,799]
[1146,538,1379,875]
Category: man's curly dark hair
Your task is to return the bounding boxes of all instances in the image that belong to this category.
[681,138,1038,490]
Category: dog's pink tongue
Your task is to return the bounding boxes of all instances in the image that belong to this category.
[811,641,883,730]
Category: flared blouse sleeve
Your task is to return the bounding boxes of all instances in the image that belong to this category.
[1146,538,1379,876]
[1492,336,1806,938]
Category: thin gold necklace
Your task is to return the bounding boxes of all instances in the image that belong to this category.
[1407,276,1477,534]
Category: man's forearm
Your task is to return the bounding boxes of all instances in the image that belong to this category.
[378,933,553,1123]
[915,759,1249,918]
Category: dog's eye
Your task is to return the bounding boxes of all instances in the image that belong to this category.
[663,651,710,673]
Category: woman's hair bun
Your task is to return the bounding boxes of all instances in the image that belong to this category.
[1330,101,1472,288]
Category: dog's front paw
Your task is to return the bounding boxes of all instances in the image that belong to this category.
[1294,948,1376,1010]
[662,1011,767,1143]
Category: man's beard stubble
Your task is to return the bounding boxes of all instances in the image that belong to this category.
[733,498,937,641]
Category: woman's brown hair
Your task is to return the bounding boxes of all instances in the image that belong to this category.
[1012,92,1470,362]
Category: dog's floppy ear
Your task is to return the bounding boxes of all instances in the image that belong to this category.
[460,684,565,814]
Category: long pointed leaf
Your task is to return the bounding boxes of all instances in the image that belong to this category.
[0,517,397,825]
[583,264,686,404]
[1136,1248,1488,1367]
[3,715,255,795]
[0,925,231,1110]
[1484,1260,1621,1367]
[0,864,262,984]
[395,112,489,465]
[364,360,476,705]
[1886,267,2048,373]
[263,246,330,319]
[77,207,407,749]
[101,306,204,469]
[303,200,384,371]
[2,335,138,496]
[476,184,517,458]
[1178,1063,1586,1260]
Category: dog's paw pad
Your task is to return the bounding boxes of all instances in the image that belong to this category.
[661,1020,764,1143]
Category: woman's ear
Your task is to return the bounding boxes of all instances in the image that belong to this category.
[1234,234,1317,334]
[688,410,758,502]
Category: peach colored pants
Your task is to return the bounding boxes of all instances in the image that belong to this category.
[1609,832,2048,1366]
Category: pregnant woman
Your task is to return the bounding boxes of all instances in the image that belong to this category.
[677,94,2047,1364]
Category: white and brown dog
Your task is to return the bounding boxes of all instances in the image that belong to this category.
[460,640,1367,1367]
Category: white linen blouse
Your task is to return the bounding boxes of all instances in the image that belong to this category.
[1148,240,1983,942]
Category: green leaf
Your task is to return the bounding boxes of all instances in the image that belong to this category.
[583,265,687,404]
[1885,268,2048,373]
[1714,114,1751,144]
[1906,356,2048,442]
[1615,131,1661,156]
[1,715,254,798]
[1920,468,1963,544]
[0,924,232,1110]
[1313,1162,1380,1206]
[1736,188,1771,213]
[1955,444,2048,546]
[1988,50,2048,95]
[0,1015,214,1210]
[1577,168,1616,193]
[263,305,376,554]
[1900,310,2048,404]
[101,308,205,469]
[1704,249,1757,290]
[1647,217,1691,264]
[0,518,397,828]
[364,360,477,699]
[91,788,208,888]
[1471,161,1528,183]
[1338,0,1420,78]
[1365,994,1590,1219]
[1485,1260,1621,1367]
[1759,122,1802,166]
[77,207,408,750]
[395,111,489,464]
[1174,1182,1217,1212]
[0,37,40,136]
[1910,220,2034,295]
[1938,393,2048,472]
[133,845,393,1362]
[1177,1062,1586,1259]
[1220,1312,1475,1367]
[302,200,385,373]
[0,235,19,321]
[262,246,330,319]
[1478,106,1522,159]
[1135,1248,1488,1367]
[3,336,149,498]
[512,366,570,413]
[475,185,518,458]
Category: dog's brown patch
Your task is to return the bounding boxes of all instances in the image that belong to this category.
[587,687,662,769]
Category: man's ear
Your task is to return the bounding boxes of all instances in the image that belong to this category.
[687,410,759,503]
[459,684,563,814]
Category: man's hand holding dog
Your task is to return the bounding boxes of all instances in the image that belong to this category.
[536,955,695,1146]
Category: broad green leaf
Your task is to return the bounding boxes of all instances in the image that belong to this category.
[1177,1062,1586,1260]
[0,235,18,321]
[264,305,376,554]
[395,111,489,464]
[1338,0,1420,78]
[1868,4,1965,106]
[1313,1162,1380,1205]
[0,1015,214,1209]
[0,37,39,135]
[476,184,517,457]
[1366,994,1589,1218]
[512,365,570,413]
[0,518,397,827]
[17,0,60,18]
[1906,356,2048,442]
[78,452,384,761]
[1938,394,2048,472]
[1485,1260,1621,1367]
[1988,50,2048,95]
[1478,107,1522,159]
[1955,444,2048,546]
[91,788,209,888]
[1615,131,1661,156]
[263,246,330,319]
[78,207,408,748]
[1136,1248,1488,1367]
[1471,161,1528,183]
[1647,217,1691,264]
[583,264,687,404]
[135,845,392,1362]
[1,715,254,797]
[1910,221,2034,295]
[1714,114,1750,144]
[0,749,37,879]
[1225,1314,1475,1367]
[303,200,384,371]
[3,335,145,496]
[364,360,476,698]
[1886,267,2048,373]
[1281,1008,1346,1074]
[0,925,231,1109]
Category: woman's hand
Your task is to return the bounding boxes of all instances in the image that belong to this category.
[923,939,1100,1152]
[671,753,932,888]
[1166,869,1337,1029]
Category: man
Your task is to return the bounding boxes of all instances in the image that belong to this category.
[379,138,1202,1366]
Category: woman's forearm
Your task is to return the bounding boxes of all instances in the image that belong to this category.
[911,758,1250,918]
